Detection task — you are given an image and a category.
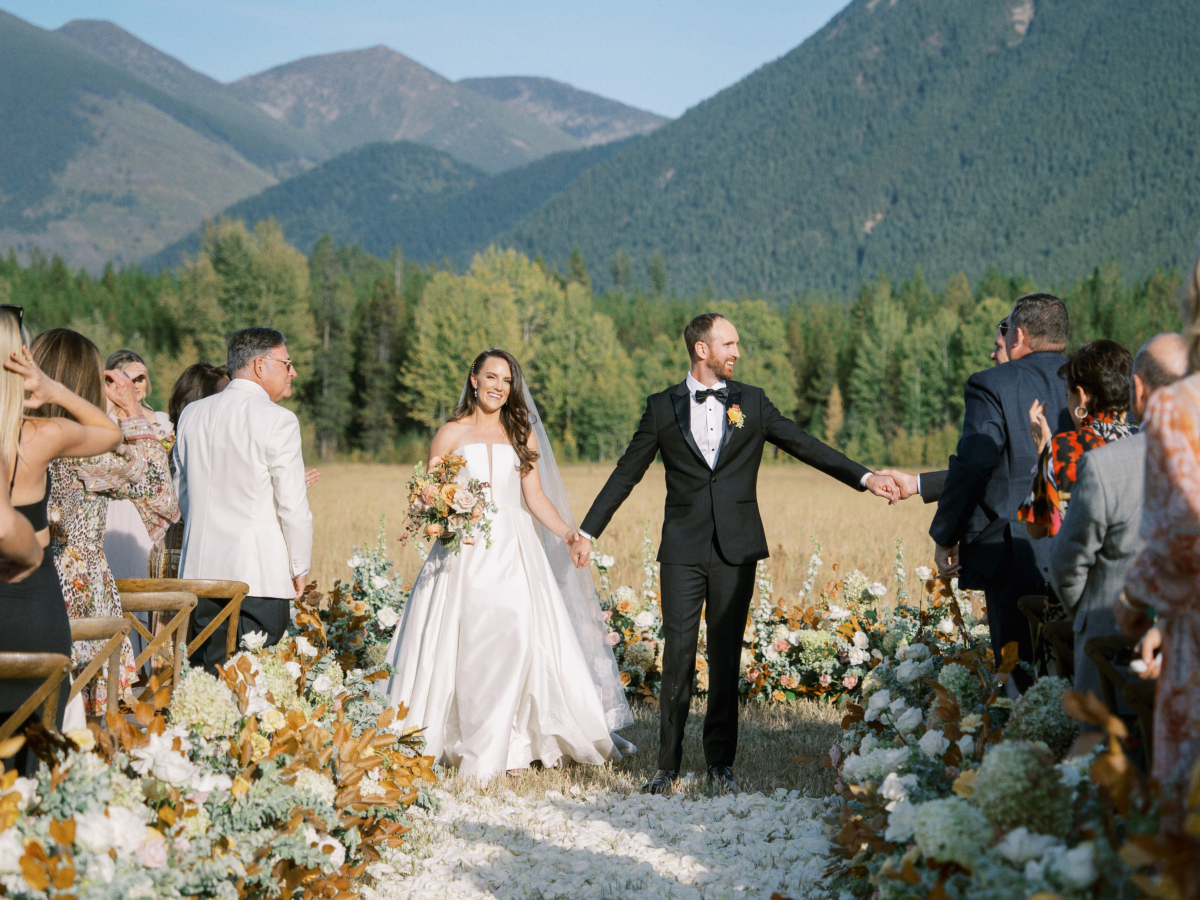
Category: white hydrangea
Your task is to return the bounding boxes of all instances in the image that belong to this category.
[884,799,916,842]
[170,667,241,739]
[912,797,992,867]
[294,769,337,807]
[841,747,911,784]
[995,827,1063,865]
[0,830,22,874]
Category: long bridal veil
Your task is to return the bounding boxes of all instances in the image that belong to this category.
[521,385,634,732]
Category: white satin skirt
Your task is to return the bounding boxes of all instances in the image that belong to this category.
[384,506,614,783]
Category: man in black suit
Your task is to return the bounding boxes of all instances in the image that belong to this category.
[925,294,1072,680]
[569,313,899,794]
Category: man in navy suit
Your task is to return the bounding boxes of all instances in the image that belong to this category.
[928,294,1072,681]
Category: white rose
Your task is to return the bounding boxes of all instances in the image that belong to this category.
[294,636,318,657]
[996,827,1063,865]
[241,631,269,651]
[903,642,931,662]
[454,470,471,487]
[918,728,950,758]
[868,582,887,597]
[376,607,400,628]
[852,631,869,649]
[883,799,916,842]
[370,575,390,591]
[450,489,476,513]
[284,660,303,679]
[347,556,364,569]
[191,772,233,794]
[864,689,891,722]
[305,826,346,869]
[826,604,852,620]
[87,853,115,885]
[312,674,334,694]
[74,811,115,854]
[915,566,933,581]
[634,611,655,628]
[1052,845,1097,889]
[895,659,920,684]
[0,830,22,874]
[957,734,975,759]
[896,706,923,733]
[848,647,871,666]
[107,806,147,858]
[879,772,917,809]
[936,617,957,635]
[7,776,38,810]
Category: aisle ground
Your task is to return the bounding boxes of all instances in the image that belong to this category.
[367,700,842,899]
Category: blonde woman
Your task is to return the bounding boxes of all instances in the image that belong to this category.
[26,329,177,719]
[0,309,120,761]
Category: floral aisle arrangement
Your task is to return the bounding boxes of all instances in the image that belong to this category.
[0,587,436,899]
[398,454,497,553]
[818,627,1171,900]
[338,520,412,671]
[593,531,987,707]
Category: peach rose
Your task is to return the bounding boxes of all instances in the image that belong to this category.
[425,524,443,537]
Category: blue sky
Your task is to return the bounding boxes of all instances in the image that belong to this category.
[7,1,849,117]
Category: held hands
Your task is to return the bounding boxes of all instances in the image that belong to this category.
[875,469,918,503]
[1028,400,1052,455]
[864,472,901,503]
[934,542,961,577]
[568,533,591,569]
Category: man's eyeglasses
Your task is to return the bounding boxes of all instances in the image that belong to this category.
[257,356,296,373]
[998,319,1010,336]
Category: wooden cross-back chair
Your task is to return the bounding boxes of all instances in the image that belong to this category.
[119,591,197,700]
[118,579,248,666]
[68,616,131,716]
[0,653,72,742]
[1017,594,1076,681]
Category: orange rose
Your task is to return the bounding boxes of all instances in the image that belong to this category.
[425,524,443,537]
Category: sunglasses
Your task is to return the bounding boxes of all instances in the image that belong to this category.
[998,319,1010,336]
[0,305,23,328]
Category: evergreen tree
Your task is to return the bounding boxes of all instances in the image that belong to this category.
[308,236,355,459]
[610,249,633,292]
[647,250,668,296]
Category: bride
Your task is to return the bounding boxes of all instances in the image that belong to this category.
[384,348,633,782]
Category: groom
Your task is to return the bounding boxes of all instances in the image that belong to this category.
[570,313,898,793]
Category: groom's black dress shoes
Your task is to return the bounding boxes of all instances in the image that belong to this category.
[641,769,678,795]
[706,765,739,794]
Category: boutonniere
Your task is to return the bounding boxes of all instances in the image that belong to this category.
[727,405,746,429]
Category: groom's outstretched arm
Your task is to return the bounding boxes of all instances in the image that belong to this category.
[761,391,872,490]
[579,397,660,540]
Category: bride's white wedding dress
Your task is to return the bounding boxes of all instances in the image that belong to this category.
[384,442,617,782]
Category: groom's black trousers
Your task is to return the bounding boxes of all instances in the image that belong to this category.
[658,539,757,772]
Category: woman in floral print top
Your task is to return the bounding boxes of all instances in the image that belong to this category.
[31,330,180,717]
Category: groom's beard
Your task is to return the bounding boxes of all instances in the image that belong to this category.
[706,356,733,381]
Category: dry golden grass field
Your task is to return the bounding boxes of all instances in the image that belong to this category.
[306,461,939,602]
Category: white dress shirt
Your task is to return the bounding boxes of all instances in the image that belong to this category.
[686,372,726,469]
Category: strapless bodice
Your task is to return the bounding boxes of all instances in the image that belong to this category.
[455,444,522,509]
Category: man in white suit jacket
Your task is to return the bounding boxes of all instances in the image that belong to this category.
[174,327,313,670]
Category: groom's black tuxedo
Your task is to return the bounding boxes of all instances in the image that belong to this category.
[582,380,872,772]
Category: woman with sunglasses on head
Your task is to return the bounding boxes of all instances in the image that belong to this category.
[103,350,175,583]
[26,329,178,720]
[0,309,124,760]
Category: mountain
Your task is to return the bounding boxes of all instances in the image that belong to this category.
[458,76,667,146]
[0,9,282,272]
[55,19,323,176]
[503,0,1200,295]
[231,47,582,174]
[146,137,637,269]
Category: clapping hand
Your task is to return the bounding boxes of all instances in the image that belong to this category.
[876,469,918,503]
[1028,400,1052,455]
[864,472,901,503]
[568,532,591,569]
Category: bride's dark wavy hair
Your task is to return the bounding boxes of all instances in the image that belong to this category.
[454,349,540,476]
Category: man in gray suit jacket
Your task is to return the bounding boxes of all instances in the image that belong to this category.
[1049,333,1187,699]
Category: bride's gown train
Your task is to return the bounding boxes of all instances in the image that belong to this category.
[384,443,616,782]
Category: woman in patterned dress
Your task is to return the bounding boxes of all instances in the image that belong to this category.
[1122,255,1200,803]
[1019,339,1136,540]
[30,330,179,718]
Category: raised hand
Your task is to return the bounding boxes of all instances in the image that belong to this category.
[864,473,900,503]
[5,346,61,410]
[569,534,592,569]
[1028,399,1052,455]
[876,469,918,502]
[104,368,140,418]
[934,542,961,577]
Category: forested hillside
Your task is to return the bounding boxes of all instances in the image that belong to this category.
[1,225,1182,466]
[505,0,1200,295]
[148,139,637,269]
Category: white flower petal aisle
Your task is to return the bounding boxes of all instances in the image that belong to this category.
[367,786,837,899]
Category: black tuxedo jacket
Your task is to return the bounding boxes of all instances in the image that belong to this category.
[929,351,1071,588]
[580,380,870,566]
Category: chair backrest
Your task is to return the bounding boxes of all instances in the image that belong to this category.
[69,616,130,643]
[0,652,72,742]
[117,579,249,601]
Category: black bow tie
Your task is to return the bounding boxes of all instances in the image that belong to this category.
[694,388,728,404]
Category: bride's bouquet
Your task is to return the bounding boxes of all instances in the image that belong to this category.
[400,453,497,553]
